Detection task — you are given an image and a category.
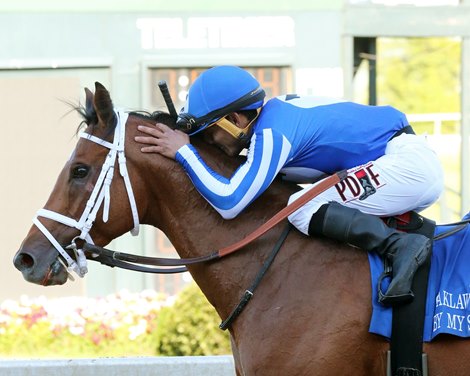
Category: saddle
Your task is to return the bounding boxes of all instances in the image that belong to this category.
[382,211,436,376]
[384,211,432,233]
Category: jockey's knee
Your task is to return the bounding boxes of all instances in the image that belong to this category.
[288,210,310,235]
[287,191,330,235]
[287,190,311,235]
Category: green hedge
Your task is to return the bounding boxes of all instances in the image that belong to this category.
[155,283,231,356]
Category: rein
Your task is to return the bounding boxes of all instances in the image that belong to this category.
[433,219,470,241]
[32,110,140,278]
[83,171,347,273]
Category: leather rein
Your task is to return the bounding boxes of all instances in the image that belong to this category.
[83,170,347,274]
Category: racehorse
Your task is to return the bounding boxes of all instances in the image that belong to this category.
[13,82,469,375]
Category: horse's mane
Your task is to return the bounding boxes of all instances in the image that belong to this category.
[73,103,99,134]
[128,110,177,128]
[73,103,177,135]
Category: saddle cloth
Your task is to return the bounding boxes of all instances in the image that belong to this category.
[369,212,470,341]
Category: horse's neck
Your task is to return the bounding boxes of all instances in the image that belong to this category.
[153,177,295,319]
[139,137,295,254]
[131,128,298,316]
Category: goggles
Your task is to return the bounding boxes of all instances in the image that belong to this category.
[207,109,261,140]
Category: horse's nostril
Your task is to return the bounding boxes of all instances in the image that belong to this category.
[14,252,35,271]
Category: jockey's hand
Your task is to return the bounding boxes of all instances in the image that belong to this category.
[135,123,189,160]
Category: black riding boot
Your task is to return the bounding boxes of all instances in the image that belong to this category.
[309,202,431,306]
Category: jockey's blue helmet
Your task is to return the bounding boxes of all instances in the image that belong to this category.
[176,65,266,136]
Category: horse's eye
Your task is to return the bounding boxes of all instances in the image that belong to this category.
[71,165,89,179]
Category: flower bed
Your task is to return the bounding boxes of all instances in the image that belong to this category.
[0,290,169,358]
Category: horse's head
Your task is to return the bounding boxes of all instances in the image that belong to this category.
[13,82,169,285]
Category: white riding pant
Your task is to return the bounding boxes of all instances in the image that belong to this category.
[288,134,444,235]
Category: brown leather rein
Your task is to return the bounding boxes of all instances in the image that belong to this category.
[82,171,347,273]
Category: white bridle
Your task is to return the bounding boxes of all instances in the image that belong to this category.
[32,110,140,278]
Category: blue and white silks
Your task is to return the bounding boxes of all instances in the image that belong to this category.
[176,95,409,219]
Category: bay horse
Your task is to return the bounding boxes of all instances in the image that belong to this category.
[13,82,469,375]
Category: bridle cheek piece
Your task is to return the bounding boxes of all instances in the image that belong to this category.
[32,110,140,278]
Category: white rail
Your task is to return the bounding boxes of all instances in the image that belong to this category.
[0,356,236,376]
[407,112,461,135]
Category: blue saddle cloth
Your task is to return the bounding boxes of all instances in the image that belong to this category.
[369,213,470,342]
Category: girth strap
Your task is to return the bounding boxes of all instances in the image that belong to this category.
[389,213,435,376]
[219,223,292,330]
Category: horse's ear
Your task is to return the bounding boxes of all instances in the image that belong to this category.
[84,87,94,116]
[93,82,115,127]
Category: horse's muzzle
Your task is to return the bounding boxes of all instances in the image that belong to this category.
[13,250,68,286]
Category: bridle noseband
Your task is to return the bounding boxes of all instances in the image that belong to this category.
[33,110,139,278]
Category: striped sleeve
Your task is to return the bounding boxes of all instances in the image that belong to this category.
[175,129,292,219]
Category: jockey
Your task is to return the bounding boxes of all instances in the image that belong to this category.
[135,65,444,306]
